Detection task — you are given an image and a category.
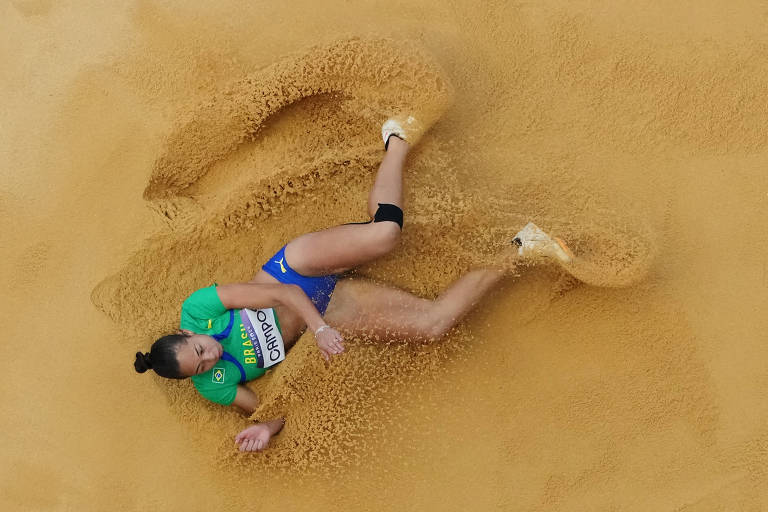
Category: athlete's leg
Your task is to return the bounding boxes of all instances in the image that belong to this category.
[324,264,507,340]
[324,224,575,340]
[284,136,409,276]
[367,135,406,214]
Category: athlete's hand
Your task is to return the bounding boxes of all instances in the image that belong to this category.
[235,423,272,452]
[314,325,345,361]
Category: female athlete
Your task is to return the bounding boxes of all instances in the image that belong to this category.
[133,118,574,452]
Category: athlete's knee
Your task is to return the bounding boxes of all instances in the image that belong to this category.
[373,221,401,254]
[373,203,403,230]
[420,310,455,340]
[425,322,452,340]
[369,203,401,252]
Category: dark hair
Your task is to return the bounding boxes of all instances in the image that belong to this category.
[134,333,189,379]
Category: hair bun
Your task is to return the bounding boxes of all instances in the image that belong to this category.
[134,351,152,373]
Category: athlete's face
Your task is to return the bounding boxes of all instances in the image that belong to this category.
[176,330,223,377]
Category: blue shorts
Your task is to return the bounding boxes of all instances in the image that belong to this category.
[261,245,337,315]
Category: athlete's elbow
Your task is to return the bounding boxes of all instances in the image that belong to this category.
[233,402,256,416]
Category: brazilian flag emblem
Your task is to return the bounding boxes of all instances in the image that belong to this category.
[212,367,225,383]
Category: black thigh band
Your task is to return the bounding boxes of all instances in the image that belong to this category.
[373,203,403,229]
[344,203,404,229]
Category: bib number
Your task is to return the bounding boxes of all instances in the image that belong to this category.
[239,308,286,368]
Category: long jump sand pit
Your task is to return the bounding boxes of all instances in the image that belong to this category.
[2,1,767,510]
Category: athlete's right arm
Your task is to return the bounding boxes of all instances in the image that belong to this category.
[231,384,260,416]
[216,283,326,333]
[231,387,286,451]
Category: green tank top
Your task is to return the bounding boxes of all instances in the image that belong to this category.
[181,285,282,405]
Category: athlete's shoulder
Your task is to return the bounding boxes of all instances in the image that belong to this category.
[182,284,228,321]
[192,362,238,405]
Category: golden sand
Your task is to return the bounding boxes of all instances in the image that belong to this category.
[2,1,767,509]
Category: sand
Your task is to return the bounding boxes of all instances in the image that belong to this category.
[2,0,767,510]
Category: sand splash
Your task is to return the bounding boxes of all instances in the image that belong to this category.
[9,1,768,508]
[92,36,654,472]
[145,38,452,202]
